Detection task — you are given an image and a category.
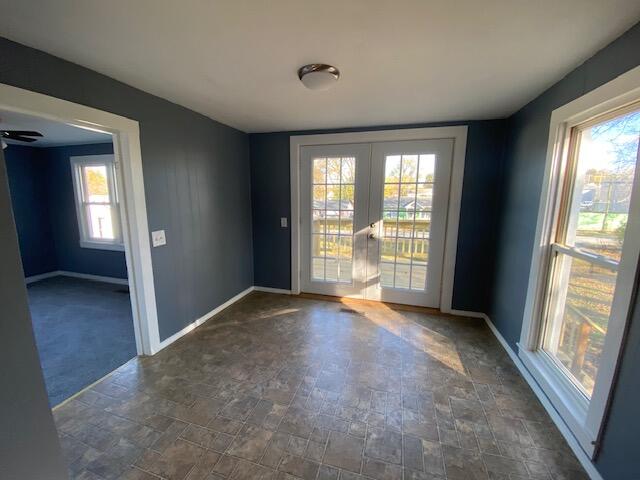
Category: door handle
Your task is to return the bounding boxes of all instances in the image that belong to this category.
[368,222,377,240]
[368,232,376,240]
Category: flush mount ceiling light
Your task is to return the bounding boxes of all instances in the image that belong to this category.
[298,64,340,91]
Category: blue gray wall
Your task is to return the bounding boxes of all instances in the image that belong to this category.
[46,143,128,279]
[489,23,640,480]
[5,142,129,279]
[250,120,506,313]
[0,146,68,480]
[0,36,253,342]
[4,144,57,277]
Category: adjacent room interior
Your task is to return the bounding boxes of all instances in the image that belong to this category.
[1,3,640,480]
[1,110,137,407]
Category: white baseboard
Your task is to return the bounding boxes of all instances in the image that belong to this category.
[155,286,255,353]
[446,308,486,319]
[24,271,60,284]
[25,270,128,286]
[58,271,129,285]
[253,286,292,294]
[481,313,604,480]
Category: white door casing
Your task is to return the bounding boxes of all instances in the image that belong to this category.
[0,83,160,355]
[291,126,468,312]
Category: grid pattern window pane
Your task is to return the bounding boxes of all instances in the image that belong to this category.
[380,153,434,290]
[311,156,356,283]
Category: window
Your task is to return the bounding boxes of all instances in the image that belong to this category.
[541,108,639,398]
[70,155,124,251]
[521,67,640,458]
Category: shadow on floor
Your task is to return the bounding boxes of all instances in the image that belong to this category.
[27,275,136,407]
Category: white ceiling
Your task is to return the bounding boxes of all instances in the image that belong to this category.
[0,1,639,133]
[0,110,111,147]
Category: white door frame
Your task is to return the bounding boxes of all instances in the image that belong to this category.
[290,126,468,312]
[0,83,160,355]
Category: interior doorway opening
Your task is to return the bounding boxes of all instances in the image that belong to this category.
[2,109,138,407]
[0,84,161,408]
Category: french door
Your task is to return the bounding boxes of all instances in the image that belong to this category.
[300,139,453,307]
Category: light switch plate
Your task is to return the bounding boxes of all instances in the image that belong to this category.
[280,217,288,228]
[151,229,166,247]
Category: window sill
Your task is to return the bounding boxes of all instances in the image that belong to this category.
[518,346,596,457]
[80,240,125,252]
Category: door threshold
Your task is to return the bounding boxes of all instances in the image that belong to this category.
[297,292,456,316]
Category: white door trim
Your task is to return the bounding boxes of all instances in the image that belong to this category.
[290,126,468,312]
[0,82,160,355]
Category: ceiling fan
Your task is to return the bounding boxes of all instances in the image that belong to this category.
[1,129,43,149]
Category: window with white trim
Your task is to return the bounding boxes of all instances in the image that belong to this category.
[521,69,640,458]
[70,155,124,251]
[540,106,639,399]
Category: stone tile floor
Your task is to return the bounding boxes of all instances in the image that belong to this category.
[54,292,588,480]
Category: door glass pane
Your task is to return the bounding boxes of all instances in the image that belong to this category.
[326,211,340,234]
[380,263,394,287]
[412,239,428,265]
[411,265,427,291]
[385,155,401,182]
[339,210,354,235]
[543,254,616,396]
[312,210,325,233]
[312,258,325,280]
[380,238,397,262]
[327,157,341,183]
[313,158,327,183]
[310,156,356,284]
[338,235,353,283]
[401,155,418,182]
[325,258,339,282]
[567,110,639,260]
[312,234,325,258]
[418,154,435,182]
[380,153,435,290]
[313,185,326,209]
[341,157,355,183]
[542,107,639,398]
[395,264,411,289]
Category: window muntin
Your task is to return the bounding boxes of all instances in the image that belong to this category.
[541,107,639,397]
[71,155,123,250]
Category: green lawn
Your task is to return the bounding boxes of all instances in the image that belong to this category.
[577,212,627,232]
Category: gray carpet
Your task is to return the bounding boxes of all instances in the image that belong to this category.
[27,276,137,407]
